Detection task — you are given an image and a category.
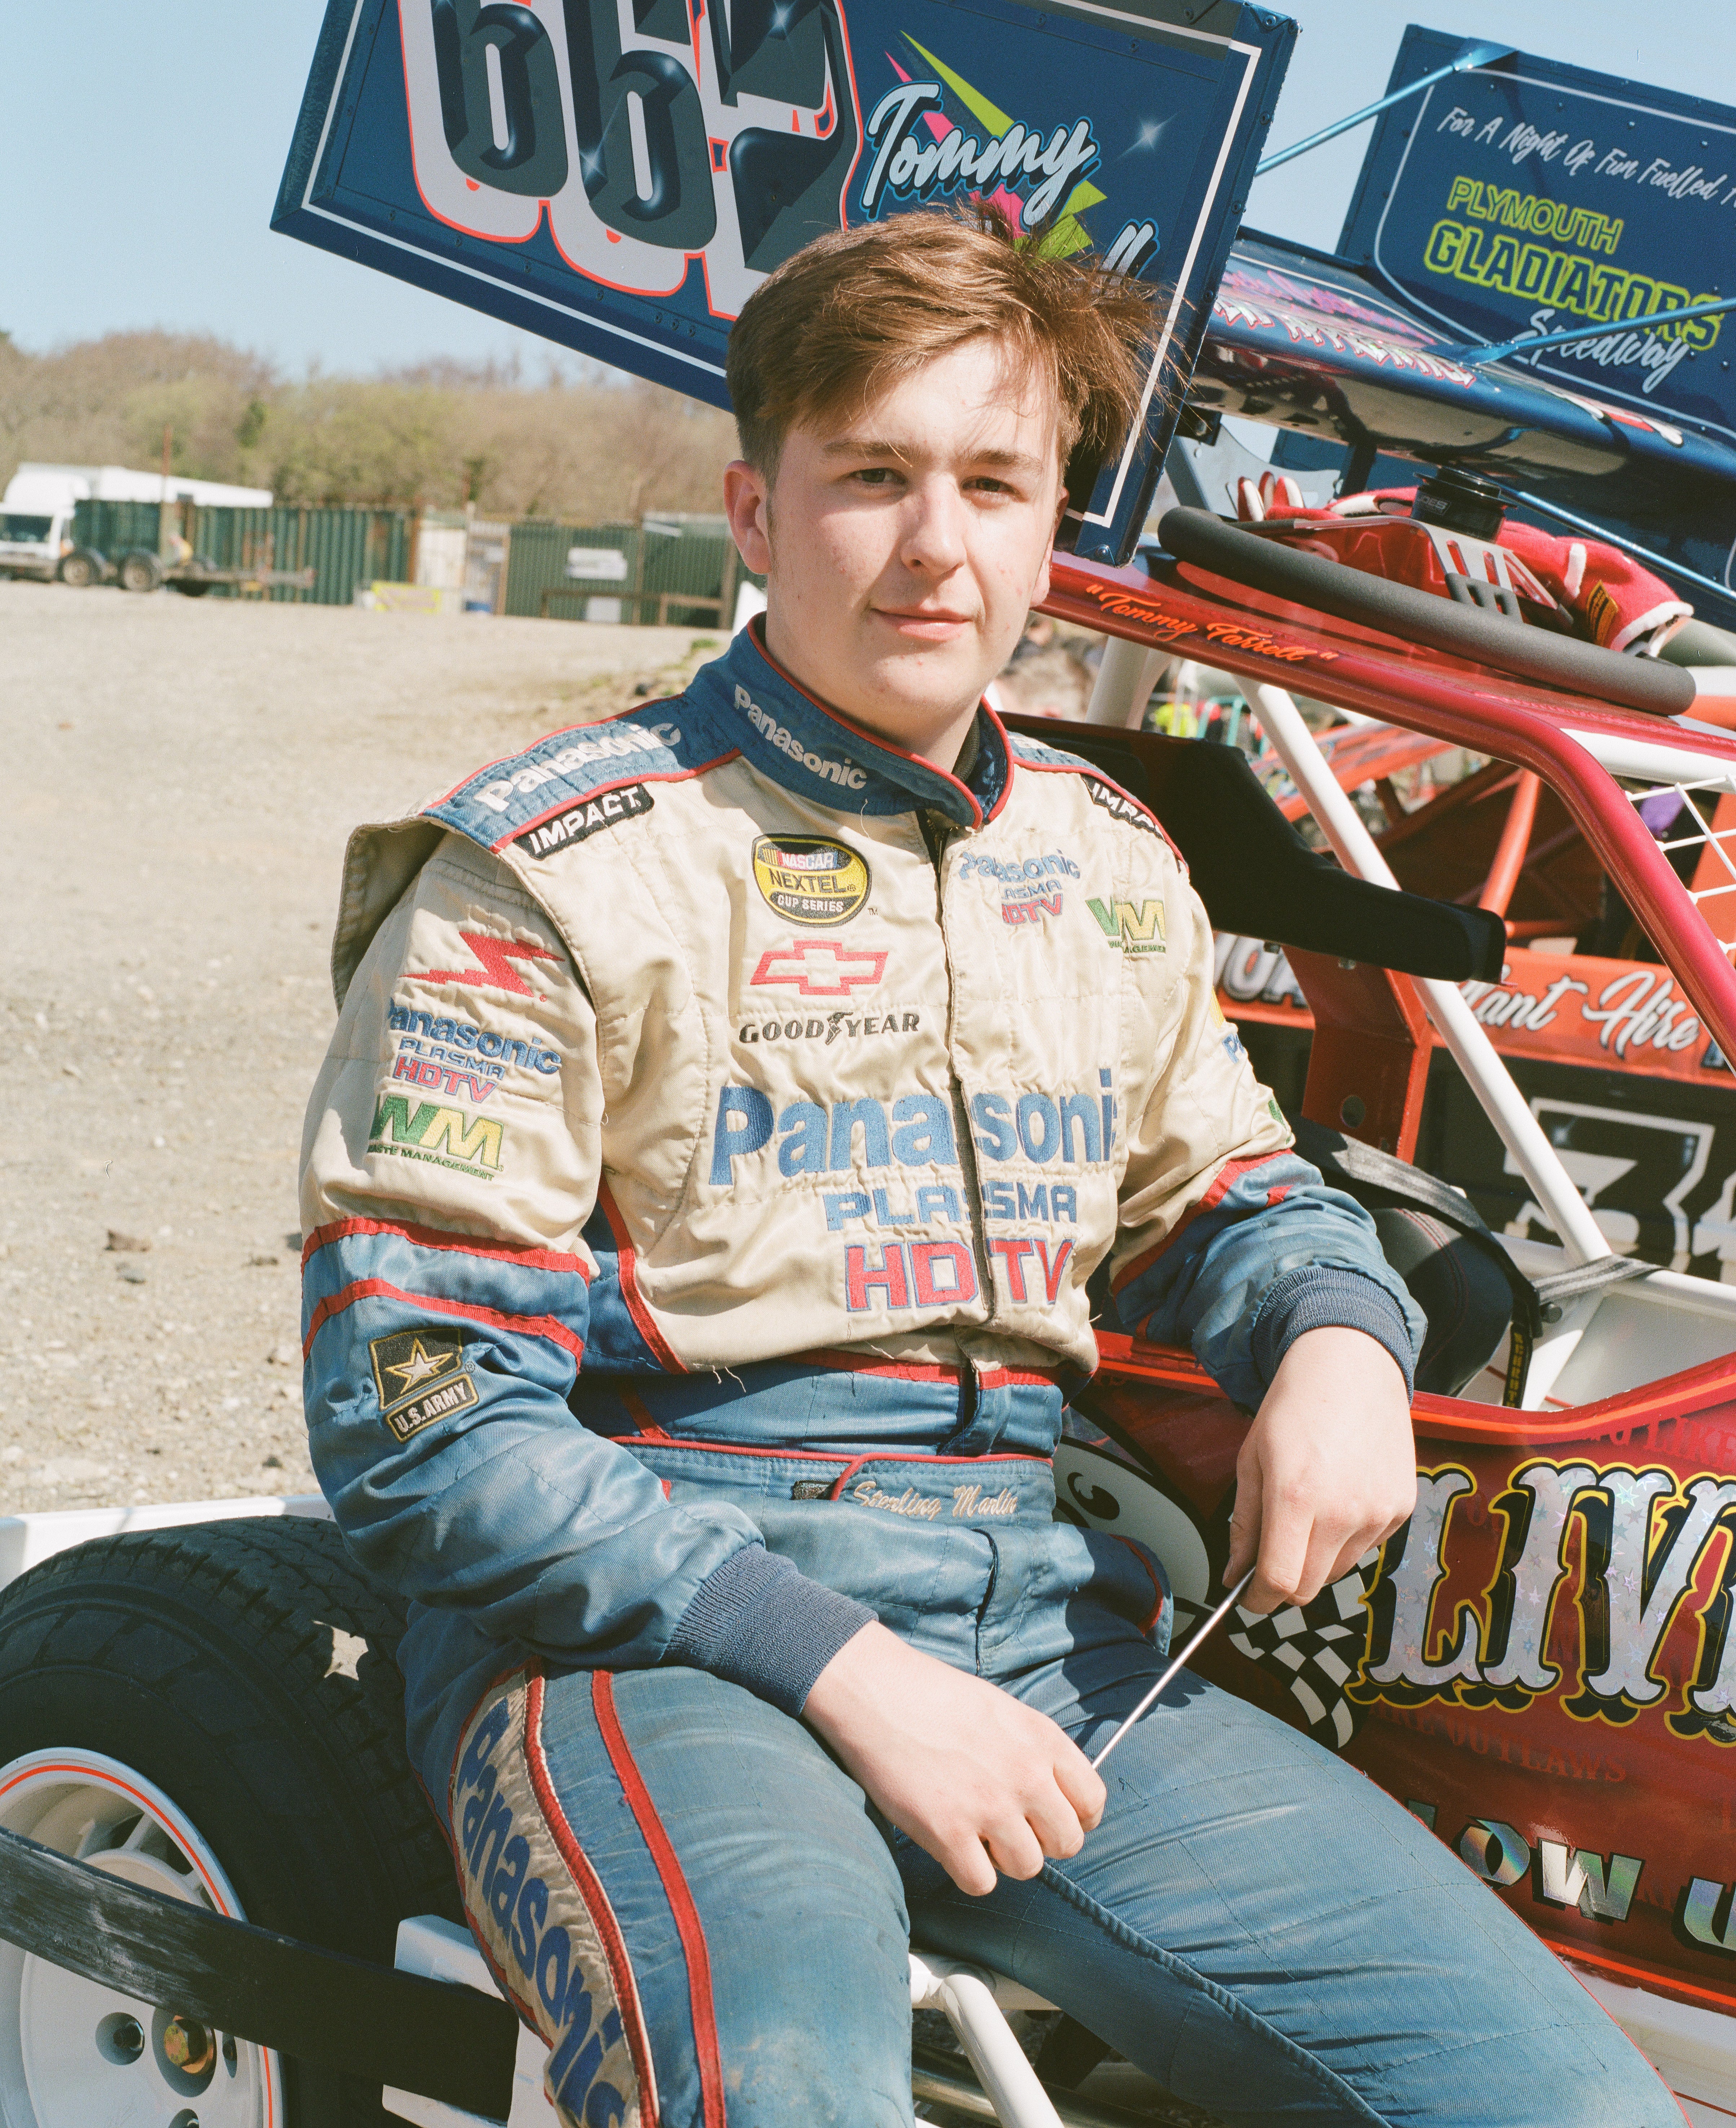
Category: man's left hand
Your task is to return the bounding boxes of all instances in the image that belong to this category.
[1223,1325,1416,1615]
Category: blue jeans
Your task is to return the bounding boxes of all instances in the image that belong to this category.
[443,1638,1677,2127]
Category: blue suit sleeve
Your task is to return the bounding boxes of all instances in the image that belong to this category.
[1113,1155,1424,1407]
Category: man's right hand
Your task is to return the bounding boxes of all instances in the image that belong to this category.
[802,1621,1105,1897]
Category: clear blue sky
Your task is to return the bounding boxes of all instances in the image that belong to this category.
[4,3,1730,379]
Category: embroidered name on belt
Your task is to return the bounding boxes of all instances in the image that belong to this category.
[844,1478,1020,1521]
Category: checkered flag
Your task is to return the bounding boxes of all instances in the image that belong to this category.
[1227,1553,1377,1750]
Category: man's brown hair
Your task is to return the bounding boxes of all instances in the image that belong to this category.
[726,206,1161,483]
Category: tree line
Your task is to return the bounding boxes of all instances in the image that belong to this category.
[0,330,739,520]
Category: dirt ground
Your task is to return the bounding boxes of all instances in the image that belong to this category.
[1,580,719,1517]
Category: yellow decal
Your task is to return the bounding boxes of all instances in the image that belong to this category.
[751,835,870,928]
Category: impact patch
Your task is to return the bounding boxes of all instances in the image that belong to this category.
[516,783,654,859]
[368,1326,478,1442]
[751,834,869,928]
[1085,776,1162,838]
[451,1673,650,2128]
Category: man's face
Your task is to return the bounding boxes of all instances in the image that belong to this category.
[724,336,1066,761]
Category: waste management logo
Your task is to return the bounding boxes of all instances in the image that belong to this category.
[369,1094,504,1180]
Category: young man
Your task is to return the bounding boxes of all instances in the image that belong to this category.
[300,213,1676,2126]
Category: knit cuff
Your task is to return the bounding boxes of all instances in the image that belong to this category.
[1250,1265,1418,1400]
[666,1546,876,1716]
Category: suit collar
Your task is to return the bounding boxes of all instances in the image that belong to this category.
[693,621,1010,828]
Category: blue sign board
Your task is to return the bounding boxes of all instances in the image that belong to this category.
[1338,26,1736,457]
[274,0,1293,563]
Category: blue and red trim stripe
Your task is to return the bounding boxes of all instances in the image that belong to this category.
[586,1183,686,1374]
[301,1277,586,1365]
[590,1674,726,2128]
[301,1217,591,1366]
[1113,1151,1297,1297]
[526,1671,663,2121]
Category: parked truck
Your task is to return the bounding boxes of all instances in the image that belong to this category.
[0,463,314,595]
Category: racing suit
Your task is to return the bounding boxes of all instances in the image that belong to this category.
[300,624,1674,2128]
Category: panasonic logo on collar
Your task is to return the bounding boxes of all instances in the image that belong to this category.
[736,685,868,791]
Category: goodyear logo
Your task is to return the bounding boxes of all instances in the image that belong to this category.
[369,1094,504,1178]
[751,835,870,928]
[1088,897,1166,955]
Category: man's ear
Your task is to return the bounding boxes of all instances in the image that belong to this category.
[724,460,773,577]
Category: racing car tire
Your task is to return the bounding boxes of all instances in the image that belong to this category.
[1158,506,1696,719]
[0,1516,462,2127]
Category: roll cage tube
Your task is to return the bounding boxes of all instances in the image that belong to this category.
[1037,543,1736,1074]
[1476,771,1542,921]
[1157,509,1695,720]
[1245,678,1611,1266]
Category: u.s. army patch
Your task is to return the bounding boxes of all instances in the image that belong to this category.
[368,1326,478,1441]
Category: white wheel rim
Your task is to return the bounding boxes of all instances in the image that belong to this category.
[0,1749,283,2128]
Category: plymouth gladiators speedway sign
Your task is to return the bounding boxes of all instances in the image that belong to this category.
[1340,27,1736,451]
[274,0,1293,562]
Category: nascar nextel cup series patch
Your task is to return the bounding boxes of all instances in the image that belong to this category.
[368,1327,478,1442]
[751,835,870,927]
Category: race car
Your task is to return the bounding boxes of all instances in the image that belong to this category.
[1183,470,1736,1315]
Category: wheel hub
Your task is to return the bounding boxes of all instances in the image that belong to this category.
[0,1750,281,2128]
[160,2016,217,2078]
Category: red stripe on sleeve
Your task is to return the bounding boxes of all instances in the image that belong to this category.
[301,1215,592,1278]
[301,1278,585,1364]
[1112,1152,1295,1296]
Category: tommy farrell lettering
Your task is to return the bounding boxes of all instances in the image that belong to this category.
[860,80,1098,228]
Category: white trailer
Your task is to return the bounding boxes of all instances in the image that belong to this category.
[0,464,274,586]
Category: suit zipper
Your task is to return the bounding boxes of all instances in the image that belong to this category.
[922,811,995,1328]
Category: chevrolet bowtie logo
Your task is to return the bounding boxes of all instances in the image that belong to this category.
[750,941,887,997]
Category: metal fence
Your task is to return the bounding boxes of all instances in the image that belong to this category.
[71,499,415,604]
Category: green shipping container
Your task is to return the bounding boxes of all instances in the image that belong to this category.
[504,521,638,621]
[71,499,414,604]
[504,513,756,627]
[71,499,163,557]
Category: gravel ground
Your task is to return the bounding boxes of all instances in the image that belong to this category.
[1,580,717,1519]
